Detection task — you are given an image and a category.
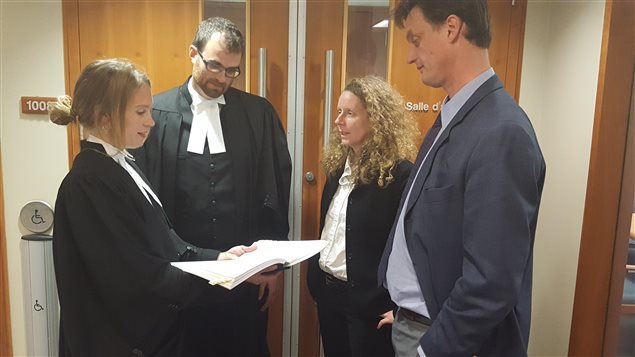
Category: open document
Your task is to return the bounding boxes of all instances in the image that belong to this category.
[171,239,327,290]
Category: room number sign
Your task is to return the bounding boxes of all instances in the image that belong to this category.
[21,96,57,115]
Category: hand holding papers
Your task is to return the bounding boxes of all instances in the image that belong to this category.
[217,244,257,260]
[172,239,328,290]
[249,264,283,311]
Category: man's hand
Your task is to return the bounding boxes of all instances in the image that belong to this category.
[246,265,284,311]
[217,244,257,260]
[377,310,394,329]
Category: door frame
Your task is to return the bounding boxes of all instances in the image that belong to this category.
[568,0,635,355]
[0,147,12,357]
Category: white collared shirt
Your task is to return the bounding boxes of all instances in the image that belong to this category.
[86,135,162,206]
[318,158,355,280]
[186,78,226,154]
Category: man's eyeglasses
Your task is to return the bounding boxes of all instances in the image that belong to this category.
[197,52,241,78]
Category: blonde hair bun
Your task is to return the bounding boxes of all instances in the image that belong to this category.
[49,95,75,126]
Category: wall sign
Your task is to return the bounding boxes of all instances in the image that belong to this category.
[19,201,54,233]
[405,101,443,113]
[21,96,57,115]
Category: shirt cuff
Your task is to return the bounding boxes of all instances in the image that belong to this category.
[417,345,426,357]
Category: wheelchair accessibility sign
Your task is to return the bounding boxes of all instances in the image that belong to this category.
[20,200,54,233]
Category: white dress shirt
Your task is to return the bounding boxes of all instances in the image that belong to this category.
[319,158,355,280]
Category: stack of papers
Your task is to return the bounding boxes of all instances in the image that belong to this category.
[171,239,327,290]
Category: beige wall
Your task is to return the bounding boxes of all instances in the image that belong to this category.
[520,1,605,356]
[1,0,68,355]
[0,0,607,355]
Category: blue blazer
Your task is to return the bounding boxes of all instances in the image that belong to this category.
[379,75,546,356]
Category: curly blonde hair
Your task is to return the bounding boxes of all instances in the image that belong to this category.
[322,76,419,188]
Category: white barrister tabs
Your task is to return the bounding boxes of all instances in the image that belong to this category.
[20,200,59,356]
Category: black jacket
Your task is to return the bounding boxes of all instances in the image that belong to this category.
[308,160,412,317]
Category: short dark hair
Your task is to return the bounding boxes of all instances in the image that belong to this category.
[192,17,244,54]
[393,0,491,48]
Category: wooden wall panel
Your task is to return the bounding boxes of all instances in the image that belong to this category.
[568,1,635,355]
[146,2,201,92]
[388,20,446,143]
[202,2,246,91]
[77,0,197,94]
[388,0,527,143]
[65,0,199,162]
[250,0,290,130]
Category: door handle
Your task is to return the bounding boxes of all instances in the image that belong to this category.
[324,50,334,152]
[258,48,267,98]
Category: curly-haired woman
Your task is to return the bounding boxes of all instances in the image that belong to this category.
[307,75,419,357]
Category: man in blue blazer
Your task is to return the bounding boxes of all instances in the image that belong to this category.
[378,1,546,356]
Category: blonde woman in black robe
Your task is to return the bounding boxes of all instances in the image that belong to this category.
[50,59,256,357]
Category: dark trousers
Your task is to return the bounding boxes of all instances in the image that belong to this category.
[179,284,269,357]
[315,273,393,357]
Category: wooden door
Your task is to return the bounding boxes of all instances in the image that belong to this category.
[200,2,290,354]
[63,0,200,160]
[248,2,290,355]
[297,1,528,355]
[569,1,635,354]
[62,1,289,355]
[298,2,347,356]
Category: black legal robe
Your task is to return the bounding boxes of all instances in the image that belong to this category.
[53,142,220,357]
[132,79,292,246]
[130,79,292,356]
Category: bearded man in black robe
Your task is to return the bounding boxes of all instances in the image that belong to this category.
[131,17,291,357]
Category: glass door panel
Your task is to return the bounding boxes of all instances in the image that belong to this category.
[344,0,389,82]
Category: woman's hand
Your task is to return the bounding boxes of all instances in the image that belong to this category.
[217,244,257,260]
[377,310,394,329]
[246,265,283,311]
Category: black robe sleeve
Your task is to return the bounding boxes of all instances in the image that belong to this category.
[254,102,292,241]
[53,152,214,355]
